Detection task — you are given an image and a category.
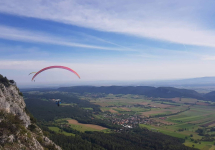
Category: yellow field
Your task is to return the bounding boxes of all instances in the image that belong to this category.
[67,119,107,130]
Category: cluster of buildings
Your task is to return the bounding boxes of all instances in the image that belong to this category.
[102,113,147,128]
[101,111,168,130]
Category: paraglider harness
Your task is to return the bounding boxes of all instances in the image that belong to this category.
[56,100,61,107]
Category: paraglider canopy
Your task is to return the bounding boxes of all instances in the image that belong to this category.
[29,72,37,75]
[32,66,80,81]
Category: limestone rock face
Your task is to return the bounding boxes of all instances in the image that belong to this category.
[0,82,62,150]
[0,83,30,127]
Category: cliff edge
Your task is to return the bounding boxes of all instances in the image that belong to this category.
[0,75,62,150]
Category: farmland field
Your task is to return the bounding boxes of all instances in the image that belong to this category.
[67,119,107,131]
[48,127,75,136]
[85,94,215,150]
[54,118,108,132]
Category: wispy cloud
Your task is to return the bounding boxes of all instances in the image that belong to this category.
[79,33,134,51]
[0,25,134,51]
[128,53,161,59]
[0,0,215,47]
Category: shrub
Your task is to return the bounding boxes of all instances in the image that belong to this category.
[36,136,43,144]
[0,75,10,87]
[19,92,23,96]
[0,75,17,87]
[28,124,37,131]
[0,111,25,135]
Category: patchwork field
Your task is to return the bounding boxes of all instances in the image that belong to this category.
[88,94,215,149]
[139,104,215,150]
[67,119,107,131]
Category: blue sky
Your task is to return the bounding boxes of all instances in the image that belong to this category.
[0,0,215,86]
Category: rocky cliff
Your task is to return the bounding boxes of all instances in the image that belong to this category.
[0,76,62,150]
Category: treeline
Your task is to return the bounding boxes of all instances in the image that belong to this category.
[22,85,215,101]
[42,128,105,150]
[24,96,120,129]
[57,86,203,99]
[40,125,197,150]
[203,91,215,102]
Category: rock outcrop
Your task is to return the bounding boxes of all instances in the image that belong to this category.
[0,83,30,127]
[0,76,62,150]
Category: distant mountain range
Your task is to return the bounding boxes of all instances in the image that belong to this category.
[138,77,215,87]
[18,76,215,89]
[20,76,215,101]
[58,86,215,101]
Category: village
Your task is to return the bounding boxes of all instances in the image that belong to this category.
[100,112,164,129]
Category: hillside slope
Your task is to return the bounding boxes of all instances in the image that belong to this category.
[0,75,61,150]
[58,86,204,99]
[203,91,215,101]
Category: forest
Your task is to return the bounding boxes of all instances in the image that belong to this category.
[41,126,197,150]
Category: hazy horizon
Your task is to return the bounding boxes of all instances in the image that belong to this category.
[16,76,215,89]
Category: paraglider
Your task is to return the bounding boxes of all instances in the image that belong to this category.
[29,72,37,75]
[31,66,80,81]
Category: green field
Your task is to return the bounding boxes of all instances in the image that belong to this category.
[60,103,76,106]
[55,118,71,123]
[83,107,93,110]
[48,127,75,136]
[139,124,187,139]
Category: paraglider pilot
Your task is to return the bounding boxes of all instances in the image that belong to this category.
[56,100,61,107]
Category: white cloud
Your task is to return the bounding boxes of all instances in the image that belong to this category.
[0,25,133,51]
[201,55,215,60]
[0,0,215,47]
